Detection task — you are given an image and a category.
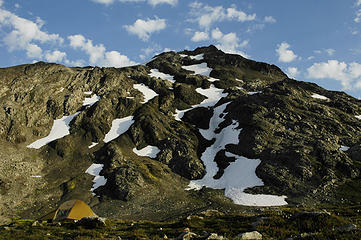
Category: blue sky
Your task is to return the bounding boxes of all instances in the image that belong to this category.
[1,0,361,98]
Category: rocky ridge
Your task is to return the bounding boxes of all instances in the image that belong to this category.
[0,45,360,223]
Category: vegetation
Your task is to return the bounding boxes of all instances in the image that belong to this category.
[1,206,360,239]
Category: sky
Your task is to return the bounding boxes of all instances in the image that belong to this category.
[0,0,361,98]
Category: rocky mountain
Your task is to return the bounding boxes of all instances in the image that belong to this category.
[0,45,360,223]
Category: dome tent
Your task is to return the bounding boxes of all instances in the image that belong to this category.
[41,199,96,221]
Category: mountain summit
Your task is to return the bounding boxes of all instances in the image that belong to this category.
[0,45,360,222]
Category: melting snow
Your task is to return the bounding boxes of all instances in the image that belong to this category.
[84,91,92,95]
[31,175,42,178]
[85,163,107,194]
[190,54,204,60]
[133,145,160,158]
[83,94,100,107]
[179,54,188,57]
[133,83,158,103]
[187,102,288,206]
[173,84,228,121]
[312,93,329,100]
[88,142,98,149]
[248,91,262,95]
[356,115,361,120]
[27,112,81,149]
[182,62,212,77]
[103,116,134,143]
[149,69,175,83]
[59,87,65,92]
[339,145,350,151]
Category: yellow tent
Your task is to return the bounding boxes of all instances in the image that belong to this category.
[41,199,96,221]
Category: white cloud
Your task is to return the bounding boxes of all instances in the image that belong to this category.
[264,16,276,23]
[26,43,42,58]
[15,3,20,8]
[355,9,361,23]
[286,67,299,78]
[210,28,249,58]
[91,0,115,4]
[0,8,63,61]
[0,0,3,7]
[148,0,177,6]
[68,34,136,67]
[314,48,335,56]
[357,0,361,6]
[276,42,297,63]
[91,0,177,6]
[189,2,255,29]
[325,48,335,56]
[139,44,161,60]
[124,18,166,41]
[211,28,223,40]
[45,50,67,62]
[191,31,209,42]
[307,60,361,89]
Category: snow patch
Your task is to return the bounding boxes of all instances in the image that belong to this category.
[88,142,98,149]
[339,145,350,151]
[85,163,107,194]
[59,87,65,92]
[133,83,158,103]
[84,91,92,95]
[27,112,81,149]
[356,115,361,120]
[188,102,287,206]
[182,62,212,77]
[31,175,42,178]
[133,145,160,158]
[83,94,100,107]
[190,54,204,60]
[179,54,188,58]
[149,69,175,83]
[312,93,329,100]
[248,91,262,95]
[173,84,228,121]
[103,116,134,143]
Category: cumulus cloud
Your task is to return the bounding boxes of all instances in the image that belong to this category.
[188,2,256,29]
[191,31,209,42]
[91,0,177,6]
[307,60,361,89]
[210,27,249,58]
[0,8,63,61]
[0,0,3,7]
[68,34,136,67]
[264,16,276,23]
[45,50,67,62]
[314,48,335,56]
[286,67,299,78]
[276,42,297,63]
[357,0,361,6]
[124,18,166,41]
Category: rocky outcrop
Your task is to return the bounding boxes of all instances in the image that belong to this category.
[0,45,360,221]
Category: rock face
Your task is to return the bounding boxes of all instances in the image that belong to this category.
[0,45,360,220]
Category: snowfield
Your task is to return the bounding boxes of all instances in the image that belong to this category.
[133,83,159,103]
[133,145,160,158]
[339,145,350,151]
[356,115,361,120]
[149,69,175,83]
[27,111,81,149]
[88,142,98,149]
[83,94,100,107]
[182,62,212,77]
[85,163,107,194]
[312,93,329,100]
[187,102,288,206]
[190,53,204,60]
[103,116,134,143]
